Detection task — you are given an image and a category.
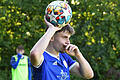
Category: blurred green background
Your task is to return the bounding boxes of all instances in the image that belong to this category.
[0,0,120,80]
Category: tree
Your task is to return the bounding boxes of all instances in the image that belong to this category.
[0,0,120,79]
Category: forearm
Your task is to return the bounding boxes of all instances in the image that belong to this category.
[28,58,32,80]
[10,57,20,69]
[30,27,57,66]
[31,28,56,53]
[28,66,32,80]
[76,53,94,79]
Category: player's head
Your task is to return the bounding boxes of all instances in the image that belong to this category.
[55,24,75,35]
[50,24,75,53]
[16,45,24,54]
[46,24,75,35]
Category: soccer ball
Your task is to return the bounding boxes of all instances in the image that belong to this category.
[45,1,72,27]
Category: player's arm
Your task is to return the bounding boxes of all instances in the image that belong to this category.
[10,53,22,69]
[30,17,61,67]
[65,44,94,79]
[70,58,94,79]
[28,58,32,80]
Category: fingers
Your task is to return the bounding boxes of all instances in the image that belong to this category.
[65,44,77,52]
[44,16,62,31]
[44,16,54,27]
[44,16,48,24]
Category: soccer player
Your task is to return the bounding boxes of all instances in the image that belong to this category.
[30,17,94,80]
[10,45,32,80]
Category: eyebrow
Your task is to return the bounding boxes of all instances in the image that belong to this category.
[61,34,70,38]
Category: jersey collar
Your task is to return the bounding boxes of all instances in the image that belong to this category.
[45,51,60,60]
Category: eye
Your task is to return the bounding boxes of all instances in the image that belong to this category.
[63,36,68,38]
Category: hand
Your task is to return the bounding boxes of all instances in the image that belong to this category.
[44,16,62,31]
[65,44,80,57]
[17,53,22,59]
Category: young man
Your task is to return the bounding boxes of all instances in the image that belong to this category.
[10,45,32,80]
[30,17,94,80]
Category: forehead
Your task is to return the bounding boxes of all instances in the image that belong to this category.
[55,31,71,37]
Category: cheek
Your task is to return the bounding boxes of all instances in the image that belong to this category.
[56,41,63,47]
[54,37,66,47]
[58,40,65,46]
[54,40,64,48]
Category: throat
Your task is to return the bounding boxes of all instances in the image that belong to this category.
[46,49,59,57]
[45,50,60,60]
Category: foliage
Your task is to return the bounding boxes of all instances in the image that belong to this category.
[0,0,120,80]
[71,0,120,79]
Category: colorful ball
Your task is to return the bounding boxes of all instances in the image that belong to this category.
[45,1,72,27]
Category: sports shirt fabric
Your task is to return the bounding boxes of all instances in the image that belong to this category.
[32,51,76,80]
[11,55,31,80]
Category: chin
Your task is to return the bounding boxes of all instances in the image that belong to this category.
[58,47,66,53]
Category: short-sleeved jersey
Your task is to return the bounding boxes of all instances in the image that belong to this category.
[32,51,76,80]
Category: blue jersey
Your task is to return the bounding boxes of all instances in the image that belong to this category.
[32,51,76,80]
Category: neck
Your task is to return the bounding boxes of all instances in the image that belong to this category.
[46,44,59,57]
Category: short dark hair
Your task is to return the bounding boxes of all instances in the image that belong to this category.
[56,24,75,35]
[16,45,24,51]
[45,24,75,35]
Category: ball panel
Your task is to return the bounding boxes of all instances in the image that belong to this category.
[45,1,72,27]
[54,6,63,15]
[47,6,54,14]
